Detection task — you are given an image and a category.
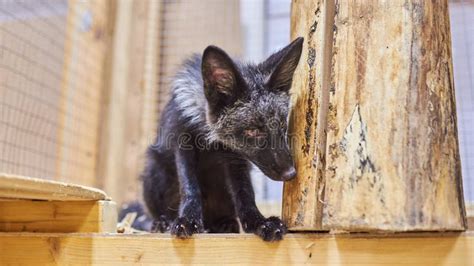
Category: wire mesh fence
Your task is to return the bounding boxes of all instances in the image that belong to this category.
[156,0,242,120]
[0,0,112,186]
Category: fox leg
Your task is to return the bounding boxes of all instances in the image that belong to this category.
[142,148,179,232]
[227,160,287,242]
[171,147,204,238]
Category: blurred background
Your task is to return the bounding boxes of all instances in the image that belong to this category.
[0,0,472,216]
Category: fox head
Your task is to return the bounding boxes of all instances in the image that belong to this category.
[202,37,303,181]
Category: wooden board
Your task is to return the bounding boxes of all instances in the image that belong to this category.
[323,0,465,231]
[121,0,160,204]
[0,200,117,233]
[0,232,472,265]
[96,0,132,204]
[56,0,114,186]
[0,173,108,201]
[97,0,162,205]
[282,0,335,231]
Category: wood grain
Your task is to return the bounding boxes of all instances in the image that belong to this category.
[323,0,466,231]
[282,0,335,231]
[0,232,472,265]
[0,173,108,201]
[57,0,113,186]
[0,200,117,233]
[97,0,162,205]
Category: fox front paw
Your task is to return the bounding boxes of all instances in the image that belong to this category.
[255,216,287,242]
[171,217,204,239]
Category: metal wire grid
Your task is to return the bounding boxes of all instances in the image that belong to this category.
[156,0,242,120]
[0,0,108,185]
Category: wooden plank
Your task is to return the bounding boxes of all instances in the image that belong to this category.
[121,0,160,205]
[0,200,117,233]
[324,0,466,231]
[97,0,162,205]
[140,0,162,198]
[0,232,472,265]
[57,0,113,186]
[0,173,108,201]
[282,0,335,230]
[97,0,133,204]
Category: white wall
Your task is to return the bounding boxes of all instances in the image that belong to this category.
[450,1,474,204]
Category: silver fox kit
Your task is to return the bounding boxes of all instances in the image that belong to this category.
[142,37,304,241]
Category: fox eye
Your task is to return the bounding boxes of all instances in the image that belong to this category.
[243,128,265,138]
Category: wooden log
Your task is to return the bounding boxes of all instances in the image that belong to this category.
[0,232,472,265]
[282,0,335,231]
[324,0,466,231]
[0,173,108,201]
[0,200,117,233]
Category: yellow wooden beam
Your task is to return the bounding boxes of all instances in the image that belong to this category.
[0,174,108,201]
[0,200,117,233]
[0,232,472,265]
[283,0,335,231]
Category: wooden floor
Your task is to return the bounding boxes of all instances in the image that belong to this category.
[1,232,473,265]
[1,174,473,265]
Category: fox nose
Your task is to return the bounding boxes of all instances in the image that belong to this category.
[281,167,297,181]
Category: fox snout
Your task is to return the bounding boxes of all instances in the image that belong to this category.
[280,166,297,181]
[252,147,297,182]
[273,147,297,181]
[267,164,296,182]
[273,161,297,181]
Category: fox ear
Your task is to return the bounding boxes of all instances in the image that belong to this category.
[266,37,303,93]
[202,46,244,116]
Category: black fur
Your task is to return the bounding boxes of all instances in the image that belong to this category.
[142,37,303,241]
